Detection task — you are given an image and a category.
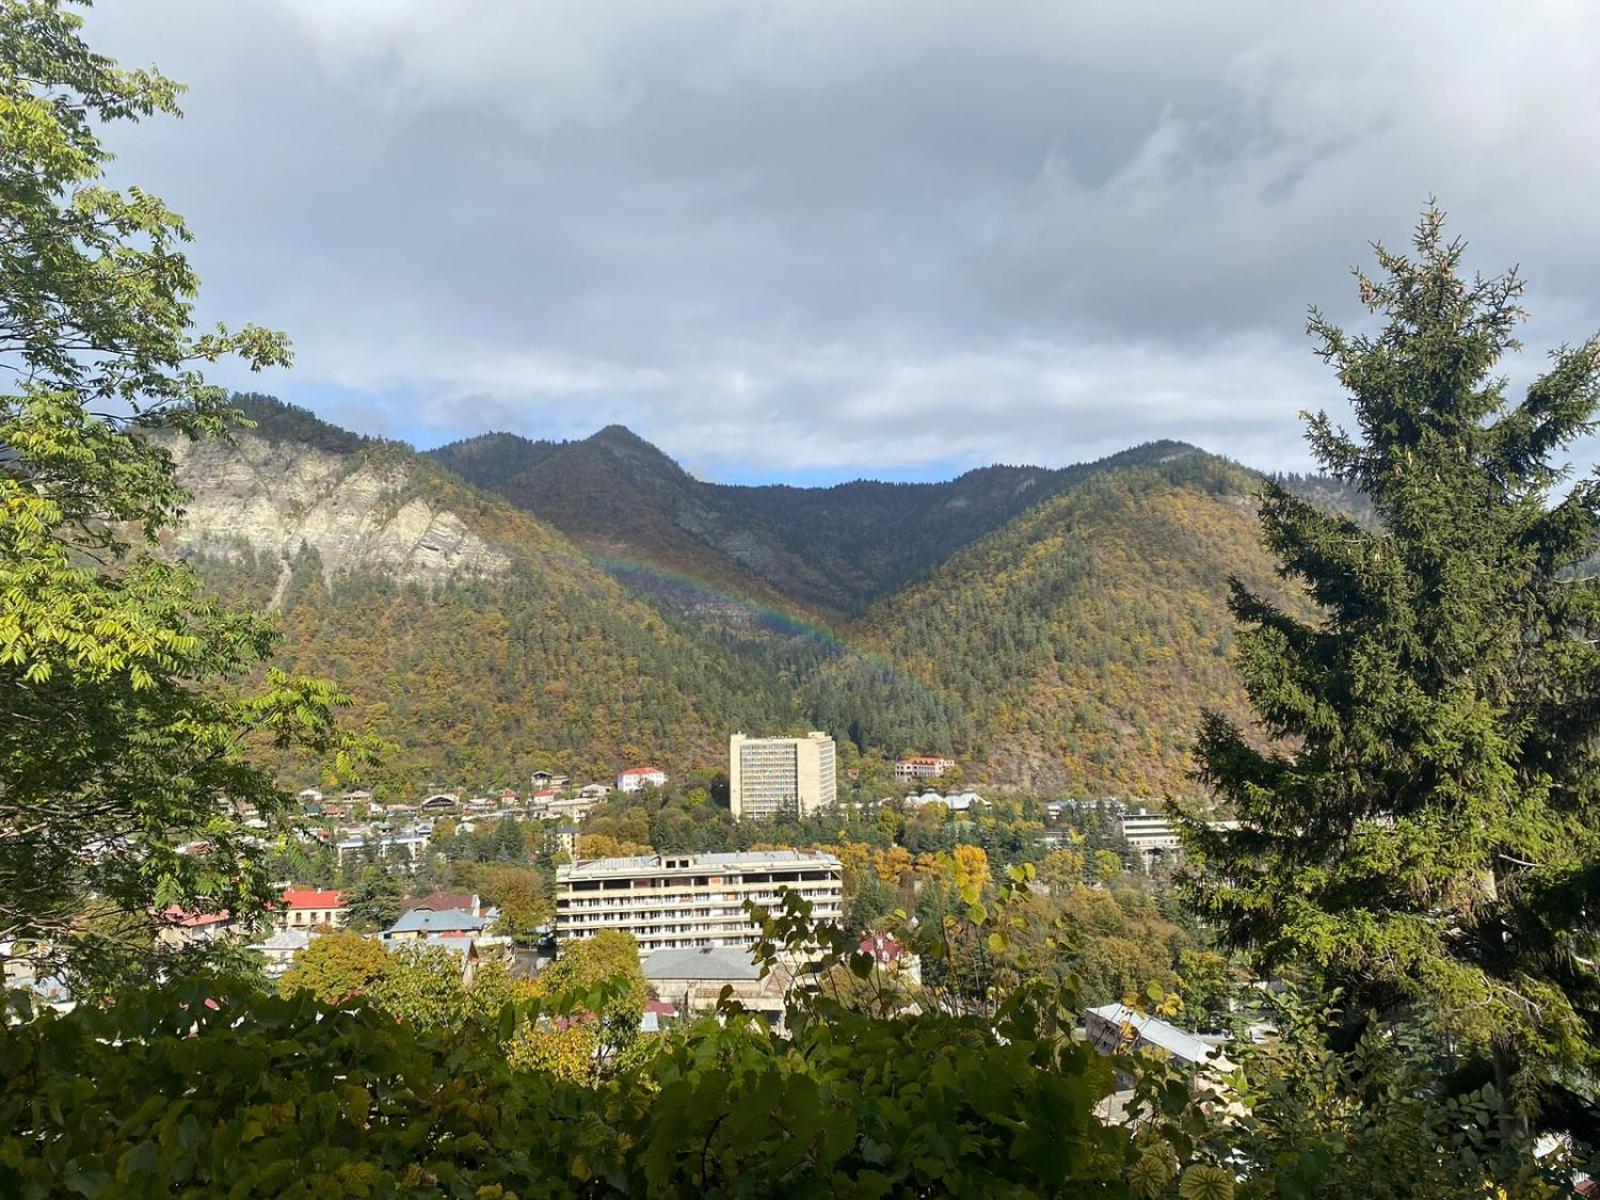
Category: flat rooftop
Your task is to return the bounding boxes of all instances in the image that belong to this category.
[558,849,841,879]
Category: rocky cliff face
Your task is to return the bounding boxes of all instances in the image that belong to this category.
[164,433,510,598]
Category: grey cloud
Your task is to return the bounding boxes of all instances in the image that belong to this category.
[82,0,1600,481]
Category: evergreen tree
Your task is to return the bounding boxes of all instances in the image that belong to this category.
[844,872,894,937]
[343,867,405,932]
[1182,207,1600,1128]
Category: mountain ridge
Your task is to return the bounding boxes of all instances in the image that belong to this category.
[428,425,1208,616]
[177,394,1337,794]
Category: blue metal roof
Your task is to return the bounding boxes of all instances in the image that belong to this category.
[383,907,488,936]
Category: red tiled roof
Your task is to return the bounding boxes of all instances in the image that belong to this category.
[161,906,232,928]
[619,767,663,776]
[283,889,344,909]
[860,933,905,964]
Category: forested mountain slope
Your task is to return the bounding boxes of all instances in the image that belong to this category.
[430,428,1201,615]
[719,440,1201,607]
[435,425,839,620]
[164,398,795,791]
[824,453,1294,795]
[175,395,1329,797]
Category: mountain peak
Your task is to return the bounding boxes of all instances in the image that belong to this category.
[589,422,645,443]
[586,423,664,454]
[580,424,688,477]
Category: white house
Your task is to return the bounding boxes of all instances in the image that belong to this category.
[617,766,667,793]
[251,927,312,979]
[334,831,429,870]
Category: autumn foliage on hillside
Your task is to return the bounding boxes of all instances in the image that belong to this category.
[840,454,1295,794]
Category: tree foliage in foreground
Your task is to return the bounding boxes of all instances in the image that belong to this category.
[2,895,1582,1198]
[0,0,373,989]
[1183,209,1600,1128]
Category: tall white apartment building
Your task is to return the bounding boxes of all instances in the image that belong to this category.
[555,850,843,954]
[729,731,837,819]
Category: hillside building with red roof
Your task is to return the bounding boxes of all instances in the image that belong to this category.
[277,888,346,930]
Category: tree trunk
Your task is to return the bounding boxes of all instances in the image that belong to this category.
[1491,1040,1528,1143]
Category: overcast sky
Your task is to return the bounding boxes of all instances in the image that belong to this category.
[88,2,1600,484]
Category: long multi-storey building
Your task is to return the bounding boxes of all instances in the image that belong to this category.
[555,850,843,955]
[1118,811,1181,864]
[729,732,837,819]
[1116,811,1240,871]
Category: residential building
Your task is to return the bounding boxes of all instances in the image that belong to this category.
[1086,1003,1213,1065]
[642,945,793,1022]
[728,732,837,819]
[1118,811,1181,870]
[381,907,491,942]
[860,932,922,985]
[411,935,485,982]
[1085,1003,1233,1093]
[551,824,580,858]
[156,907,241,948]
[277,888,345,930]
[407,891,482,918]
[2,952,74,1014]
[617,766,667,793]
[334,831,429,870]
[640,997,677,1033]
[555,849,843,955]
[251,927,312,979]
[1117,812,1243,872]
[894,757,955,782]
[528,793,600,822]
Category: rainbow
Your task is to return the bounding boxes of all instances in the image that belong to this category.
[584,551,965,718]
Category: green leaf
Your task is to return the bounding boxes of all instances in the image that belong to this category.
[1178,1164,1234,1200]
[63,1159,112,1198]
[498,1001,517,1042]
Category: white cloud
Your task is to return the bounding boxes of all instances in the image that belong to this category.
[83,0,1600,481]
[268,330,1332,478]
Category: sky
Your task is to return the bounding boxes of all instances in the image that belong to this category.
[87,1,1600,485]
